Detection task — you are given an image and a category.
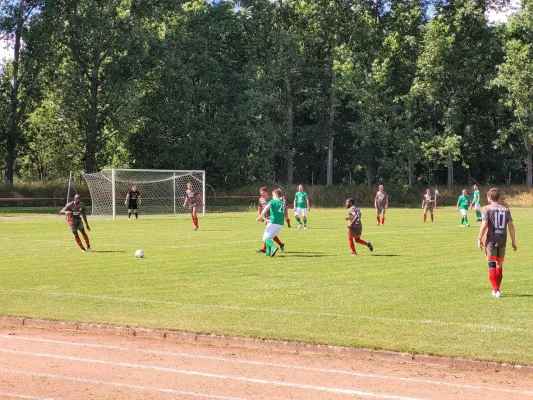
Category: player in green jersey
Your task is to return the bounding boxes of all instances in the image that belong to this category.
[471,184,481,221]
[293,184,310,229]
[256,188,285,257]
[456,189,471,227]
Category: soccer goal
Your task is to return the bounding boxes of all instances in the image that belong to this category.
[84,169,206,219]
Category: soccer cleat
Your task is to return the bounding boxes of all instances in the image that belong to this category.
[297,224,302,229]
[271,247,279,257]
[377,221,380,226]
[467,224,471,227]
[492,290,497,297]
[459,225,464,228]
[304,226,307,230]
[495,290,503,298]
[81,248,86,252]
[87,246,92,252]
[367,242,373,252]
[256,249,266,253]
[350,252,358,256]
[194,227,198,231]
[280,243,285,253]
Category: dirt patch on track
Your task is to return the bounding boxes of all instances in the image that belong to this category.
[1,317,533,399]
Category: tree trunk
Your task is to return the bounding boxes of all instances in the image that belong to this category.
[527,141,532,188]
[326,89,336,186]
[326,134,334,185]
[285,75,293,187]
[4,0,25,185]
[85,57,100,173]
[366,163,373,188]
[447,152,454,189]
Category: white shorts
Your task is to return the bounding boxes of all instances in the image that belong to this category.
[263,223,283,240]
[460,209,468,216]
[474,203,480,211]
[294,208,307,217]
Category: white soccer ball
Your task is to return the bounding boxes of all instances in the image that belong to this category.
[135,249,144,258]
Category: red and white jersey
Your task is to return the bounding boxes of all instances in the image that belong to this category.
[185,189,199,206]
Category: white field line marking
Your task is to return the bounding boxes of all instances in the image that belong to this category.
[0,368,247,400]
[1,288,530,333]
[0,349,424,400]
[1,335,532,396]
[0,392,54,400]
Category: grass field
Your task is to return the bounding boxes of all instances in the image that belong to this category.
[1,207,533,364]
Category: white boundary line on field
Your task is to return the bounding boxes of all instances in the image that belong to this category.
[0,392,54,400]
[0,368,247,400]
[1,334,532,396]
[0,352,425,400]
[1,288,531,333]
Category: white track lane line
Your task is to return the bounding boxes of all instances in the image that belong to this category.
[0,350,424,400]
[1,335,531,397]
[1,288,530,333]
[0,369,247,400]
[0,393,54,400]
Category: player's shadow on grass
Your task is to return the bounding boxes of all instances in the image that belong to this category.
[371,254,400,257]
[285,253,329,258]
[91,250,126,253]
[286,251,323,254]
[501,294,533,298]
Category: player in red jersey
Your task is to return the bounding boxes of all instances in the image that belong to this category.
[478,188,517,297]
[346,198,373,256]
[60,194,91,252]
[374,185,388,226]
[184,183,202,230]
[257,187,285,253]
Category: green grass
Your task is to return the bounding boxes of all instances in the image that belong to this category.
[1,208,533,364]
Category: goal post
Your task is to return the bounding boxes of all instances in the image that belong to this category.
[84,169,206,219]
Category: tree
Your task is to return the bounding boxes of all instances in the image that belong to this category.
[492,0,533,187]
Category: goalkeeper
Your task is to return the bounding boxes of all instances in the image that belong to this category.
[125,185,141,220]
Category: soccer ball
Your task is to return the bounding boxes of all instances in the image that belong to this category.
[135,249,144,258]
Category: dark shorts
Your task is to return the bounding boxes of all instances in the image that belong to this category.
[376,206,386,215]
[70,219,85,234]
[349,225,362,238]
[424,206,434,213]
[486,246,506,262]
[128,200,138,210]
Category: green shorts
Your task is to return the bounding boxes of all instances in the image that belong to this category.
[486,246,506,262]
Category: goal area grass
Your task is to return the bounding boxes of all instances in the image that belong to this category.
[1,207,533,364]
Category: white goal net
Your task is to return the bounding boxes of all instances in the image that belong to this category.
[84,169,205,219]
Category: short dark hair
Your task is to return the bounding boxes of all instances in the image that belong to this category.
[273,188,282,197]
[260,186,267,192]
[487,188,501,201]
[346,198,355,206]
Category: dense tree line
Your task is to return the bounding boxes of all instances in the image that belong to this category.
[0,0,532,188]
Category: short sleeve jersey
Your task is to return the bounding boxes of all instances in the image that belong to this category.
[376,191,387,207]
[64,201,86,220]
[473,190,480,204]
[128,190,140,201]
[482,204,513,247]
[457,195,470,210]
[268,198,285,225]
[423,194,433,207]
[259,196,271,219]
[186,189,198,205]
[294,192,308,209]
[348,205,362,226]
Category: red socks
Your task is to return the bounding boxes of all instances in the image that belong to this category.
[261,242,267,251]
[273,236,283,246]
[285,217,291,227]
[83,234,90,247]
[496,268,503,287]
[356,238,368,246]
[489,268,499,291]
[431,214,434,222]
[75,236,84,250]
[424,214,427,222]
[348,238,356,254]
[192,215,198,228]
[376,215,380,224]
[381,217,385,225]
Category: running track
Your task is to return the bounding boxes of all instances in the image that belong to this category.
[0,325,532,399]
